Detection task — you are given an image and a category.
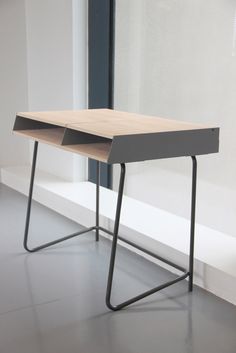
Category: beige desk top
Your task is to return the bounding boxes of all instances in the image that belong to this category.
[13,109,219,163]
[17,109,211,137]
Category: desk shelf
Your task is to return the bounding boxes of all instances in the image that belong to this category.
[13,115,113,162]
[15,128,65,147]
[64,142,111,162]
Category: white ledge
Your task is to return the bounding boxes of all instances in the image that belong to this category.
[1,165,236,305]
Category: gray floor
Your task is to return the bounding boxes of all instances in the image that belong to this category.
[0,184,236,353]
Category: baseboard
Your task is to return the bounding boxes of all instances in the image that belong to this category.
[1,165,236,305]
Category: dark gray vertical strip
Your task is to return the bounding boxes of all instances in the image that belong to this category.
[88,0,115,188]
[108,0,115,110]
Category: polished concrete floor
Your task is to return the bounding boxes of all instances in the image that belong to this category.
[0,183,236,353]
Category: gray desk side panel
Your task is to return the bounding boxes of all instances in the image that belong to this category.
[108,128,219,164]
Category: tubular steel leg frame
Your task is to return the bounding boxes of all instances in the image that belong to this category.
[105,157,197,311]
[23,141,96,253]
[24,144,197,309]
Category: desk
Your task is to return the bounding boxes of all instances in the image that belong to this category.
[13,109,219,310]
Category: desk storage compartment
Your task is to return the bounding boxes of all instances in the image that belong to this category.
[13,115,65,146]
[62,128,112,162]
[13,116,113,162]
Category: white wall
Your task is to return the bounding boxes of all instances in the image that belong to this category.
[25,0,87,182]
[114,0,236,237]
[0,0,88,181]
[0,0,29,167]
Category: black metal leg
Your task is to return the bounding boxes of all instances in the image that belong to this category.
[189,156,197,291]
[23,141,96,253]
[105,157,197,311]
[106,163,126,310]
[24,141,38,252]
[24,146,197,308]
[96,161,100,241]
